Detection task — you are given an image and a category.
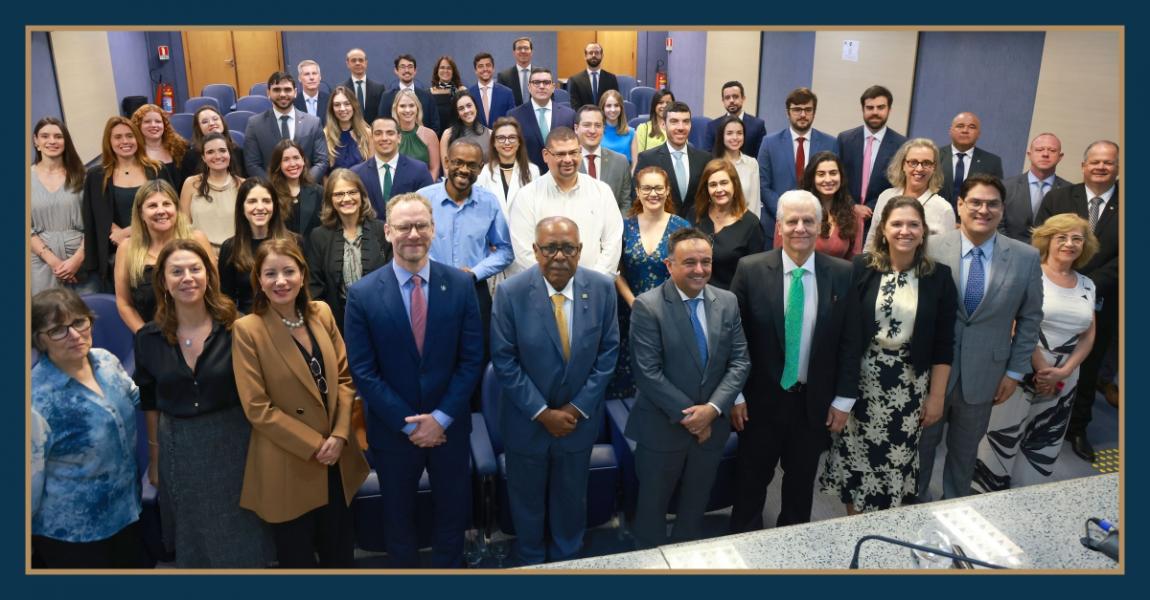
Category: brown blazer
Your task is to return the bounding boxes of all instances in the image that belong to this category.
[232,300,369,523]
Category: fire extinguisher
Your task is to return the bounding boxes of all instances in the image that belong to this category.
[156,83,175,114]
[654,59,668,91]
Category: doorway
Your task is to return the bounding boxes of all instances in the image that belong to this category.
[556,30,637,82]
[182,30,284,99]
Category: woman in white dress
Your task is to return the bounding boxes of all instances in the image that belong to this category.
[474,117,539,294]
[864,138,955,251]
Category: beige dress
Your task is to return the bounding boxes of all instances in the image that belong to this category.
[189,177,238,249]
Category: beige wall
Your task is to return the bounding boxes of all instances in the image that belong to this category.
[703,31,761,118]
[50,32,120,160]
[810,31,918,136]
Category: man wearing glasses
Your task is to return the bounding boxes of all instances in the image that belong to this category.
[917,173,1043,502]
[507,128,622,276]
[490,216,620,565]
[351,117,433,216]
[507,67,576,172]
[757,87,839,246]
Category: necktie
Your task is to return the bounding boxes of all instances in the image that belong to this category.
[591,71,599,103]
[781,268,805,390]
[686,297,708,367]
[551,293,570,361]
[536,107,549,140]
[672,150,687,200]
[279,115,291,140]
[1030,180,1048,215]
[410,274,427,354]
[860,135,875,204]
[587,154,597,179]
[480,86,491,125]
[795,136,806,183]
[964,247,985,316]
[520,68,530,102]
[1089,196,1103,231]
[953,152,967,200]
[308,97,317,115]
[382,163,393,201]
[356,81,365,111]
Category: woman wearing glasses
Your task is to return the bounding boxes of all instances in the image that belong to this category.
[133,239,273,567]
[863,138,955,251]
[31,288,146,568]
[475,117,539,217]
[233,238,369,568]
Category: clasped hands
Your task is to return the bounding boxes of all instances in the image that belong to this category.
[314,436,346,465]
[681,404,718,444]
[405,414,447,448]
[538,404,582,438]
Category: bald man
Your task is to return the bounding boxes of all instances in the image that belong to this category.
[939,112,1004,210]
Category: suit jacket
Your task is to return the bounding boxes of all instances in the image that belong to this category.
[938,145,1005,207]
[837,126,908,210]
[507,101,577,174]
[729,250,861,428]
[1000,172,1071,244]
[377,86,441,135]
[231,301,370,523]
[469,82,516,128]
[287,183,323,241]
[341,77,386,124]
[633,143,711,219]
[852,254,957,376]
[927,230,1044,403]
[578,147,633,214]
[351,155,434,218]
[344,260,484,447]
[625,281,750,452]
[81,164,172,281]
[305,218,392,331]
[294,89,331,125]
[1035,182,1119,306]
[497,65,532,106]
[490,266,620,455]
[703,113,768,159]
[756,127,839,233]
[566,69,619,110]
[243,109,328,181]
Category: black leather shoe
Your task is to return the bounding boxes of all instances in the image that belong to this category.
[1069,433,1096,463]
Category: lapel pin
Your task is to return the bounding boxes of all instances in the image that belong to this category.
[580,292,589,299]
[440,284,447,291]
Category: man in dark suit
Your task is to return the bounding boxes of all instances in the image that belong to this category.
[574,104,632,214]
[243,71,327,181]
[351,116,434,217]
[728,190,861,530]
[703,80,767,158]
[627,228,749,548]
[470,52,516,128]
[1000,132,1070,244]
[633,101,711,219]
[490,216,619,565]
[293,59,329,125]
[345,192,484,568]
[376,54,441,136]
[938,112,1005,209]
[497,36,537,106]
[757,87,839,244]
[507,67,576,173]
[1035,140,1120,463]
[837,85,908,219]
[342,48,386,125]
[566,43,619,110]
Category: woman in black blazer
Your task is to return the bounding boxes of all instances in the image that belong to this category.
[305,168,390,332]
[819,195,957,514]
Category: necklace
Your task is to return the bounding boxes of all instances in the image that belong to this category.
[183,337,193,348]
[281,310,306,329]
[499,163,515,171]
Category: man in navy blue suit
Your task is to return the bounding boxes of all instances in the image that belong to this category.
[491,216,619,564]
[341,48,386,125]
[351,116,434,218]
[377,54,442,135]
[345,192,484,568]
[507,67,576,174]
[469,52,516,128]
[702,81,766,158]
[756,87,839,245]
[293,59,329,125]
[836,85,907,220]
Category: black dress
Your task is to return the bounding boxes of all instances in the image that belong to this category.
[432,89,457,136]
[130,265,158,324]
[218,237,261,314]
[697,211,766,290]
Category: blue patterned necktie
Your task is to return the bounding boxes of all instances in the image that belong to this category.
[781,268,805,389]
[686,297,708,367]
[964,247,985,315]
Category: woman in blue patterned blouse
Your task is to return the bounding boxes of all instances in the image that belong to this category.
[31,288,145,568]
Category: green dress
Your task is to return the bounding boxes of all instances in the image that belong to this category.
[398,126,430,165]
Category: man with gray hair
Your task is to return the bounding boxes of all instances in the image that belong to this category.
[293,59,329,123]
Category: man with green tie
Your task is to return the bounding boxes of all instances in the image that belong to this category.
[351,116,433,217]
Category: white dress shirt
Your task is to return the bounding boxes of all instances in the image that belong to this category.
[273,106,297,140]
[531,276,588,420]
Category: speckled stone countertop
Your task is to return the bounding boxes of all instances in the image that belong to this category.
[530,473,1119,571]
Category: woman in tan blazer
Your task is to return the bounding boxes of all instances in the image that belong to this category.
[232,237,368,568]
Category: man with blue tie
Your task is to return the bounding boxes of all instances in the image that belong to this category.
[351,117,433,217]
[293,59,329,125]
[938,112,1005,210]
[1000,133,1070,244]
[507,68,576,173]
[341,48,386,125]
[490,216,619,565]
[917,173,1043,501]
[469,52,515,128]
[627,228,749,548]
[837,85,908,220]
[565,43,619,111]
[497,37,537,106]
[345,192,484,568]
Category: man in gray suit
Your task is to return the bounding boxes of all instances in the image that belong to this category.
[917,173,1044,501]
[938,112,1004,209]
[627,228,749,548]
[1000,132,1070,244]
[574,104,632,215]
[243,71,328,181]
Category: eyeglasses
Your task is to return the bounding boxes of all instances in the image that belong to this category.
[788,106,815,115]
[391,221,432,235]
[308,356,329,395]
[39,317,92,341]
[331,190,360,200]
[1053,234,1086,245]
[963,198,1003,211]
[495,135,519,144]
[546,149,581,159]
[448,158,483,171]
[530,80,554,87]
[537,243,580,257]
[904,160,936,169]
[638,185,667,195]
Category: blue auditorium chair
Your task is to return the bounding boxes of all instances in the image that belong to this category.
[228,130,245,148]
[628,86,656,116]
[235,95,273,114]
[248,82,267,97]
[689,116,711,149]
[183,96,220,115]
[616,75,637,102]
[201,83,237,114]
[169,113,195,141]
[224,110,255,134]
[623,100,638,122]
[628,115,650,130]
[552,87,571,106]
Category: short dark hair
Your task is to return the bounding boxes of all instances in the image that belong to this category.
[721,81,744,97]
[473,52,494,68]
[959,172,1005,200]
[667,228,712,255]
[513,36,533,50]
[267,71,295,88]
[665,101,692,117]
[575,104,605,122]
[545,126,578,148]
[859,85,892,107]
[394,54,417,69]
[529,66,552,78]
[786,87,818,110]
[31,288,94,352]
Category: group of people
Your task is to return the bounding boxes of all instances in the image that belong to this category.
[31,37,1119,570]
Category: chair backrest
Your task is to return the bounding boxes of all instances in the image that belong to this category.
[689,116,711,149]
[480,363,504,454]
[223,110,255,133]
[628,86,656,115]
[235,95,273,114]
[622,100,638,122]
[616,75,637,101]
[552,87,570,105]
[249,82,268,97]
[169,113,195,141]
[628,115,650,130]
[201,83,237,114]
[228,130,245,147]
[81,293,135,375]
[121,95,149,118]
[183,96,220,115]
[319,80,331,94]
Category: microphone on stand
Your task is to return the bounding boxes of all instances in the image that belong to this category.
[848,535,1009,569]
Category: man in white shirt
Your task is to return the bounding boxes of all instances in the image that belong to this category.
[574,104,632,214]
[293,59,329,124]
